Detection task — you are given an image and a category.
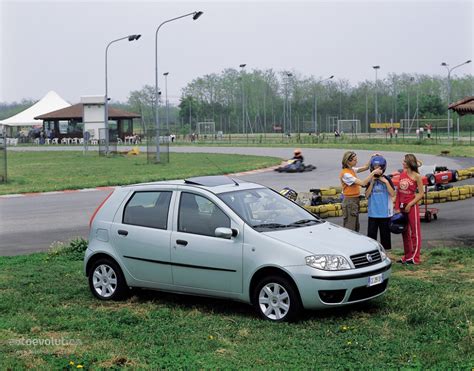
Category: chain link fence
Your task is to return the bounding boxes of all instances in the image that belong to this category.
[146,128,169,164]
[0,133,6,183]
[98,128,118,156]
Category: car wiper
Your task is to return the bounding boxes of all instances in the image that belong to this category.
[288,219,320,226]
[252,223,287,229]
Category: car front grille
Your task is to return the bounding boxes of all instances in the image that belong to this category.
[350,250,382,268]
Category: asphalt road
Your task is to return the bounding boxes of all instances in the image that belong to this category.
[1,147,473,255]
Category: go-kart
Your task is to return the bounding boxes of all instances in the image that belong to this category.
[274,159,316,173]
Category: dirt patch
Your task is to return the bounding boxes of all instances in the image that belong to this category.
[99,355,137,368]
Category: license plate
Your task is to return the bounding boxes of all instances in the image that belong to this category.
[368,273,383,287]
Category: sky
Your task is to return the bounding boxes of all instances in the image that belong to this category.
[1,0,472,105]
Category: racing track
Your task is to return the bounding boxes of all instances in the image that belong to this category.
[1,147,473,255]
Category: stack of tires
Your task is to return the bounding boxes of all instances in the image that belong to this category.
[418,185,474,204]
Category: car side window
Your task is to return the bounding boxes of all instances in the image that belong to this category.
[123,191,172,230]
[178,192,230,237]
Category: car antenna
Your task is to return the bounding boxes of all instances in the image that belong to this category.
[205,155,239,186]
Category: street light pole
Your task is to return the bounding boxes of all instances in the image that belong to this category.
[314,75,334,134]
[239,64,246,135]
[441,59,471,139]
[372,65,380,124]
[105,34,141,155]
[286,73,293,135]
[155,11,203,162]
[163,72,169,132]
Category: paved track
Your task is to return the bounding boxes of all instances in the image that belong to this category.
[1,147,473,255]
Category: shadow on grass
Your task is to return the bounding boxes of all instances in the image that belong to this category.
[124,286,387,323]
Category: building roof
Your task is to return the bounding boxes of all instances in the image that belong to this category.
[0,91,71,127]
[34,103,140,120]
[448,96,474,116]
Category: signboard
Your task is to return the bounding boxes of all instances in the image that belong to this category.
[370,123,401,129]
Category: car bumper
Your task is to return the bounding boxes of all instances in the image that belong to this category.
[288,260,392,309]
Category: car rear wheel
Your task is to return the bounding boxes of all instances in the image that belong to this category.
[253,276,302,322]
[88,258,128,300]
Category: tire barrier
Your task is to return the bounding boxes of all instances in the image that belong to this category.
[301,167,474,219]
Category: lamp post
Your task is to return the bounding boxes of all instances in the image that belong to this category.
[163,72,169,132]
[155,11,203,162]
[441,59,471,139]
[372,65,380,124]
[314,75,334,134]
[286,73,293,135]
[239,64,246,135]
[104,34,141,154]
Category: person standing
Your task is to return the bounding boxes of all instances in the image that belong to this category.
[340,151,382,232]
[366,156,395,250]
[394,154,425,264]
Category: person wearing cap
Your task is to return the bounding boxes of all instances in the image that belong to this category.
[340,151,382,232]
[365,156,395,250]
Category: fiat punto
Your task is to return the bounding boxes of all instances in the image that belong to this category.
[84,176,391,322]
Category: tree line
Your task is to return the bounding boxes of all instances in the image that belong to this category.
[1,71,472,135]
[126,69,473,135]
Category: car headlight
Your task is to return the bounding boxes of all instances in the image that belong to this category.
[305,255,351,271]
[377,243,388,261]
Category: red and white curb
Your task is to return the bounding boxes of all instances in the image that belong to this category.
[0,187,116,199]
[0,166,278,199]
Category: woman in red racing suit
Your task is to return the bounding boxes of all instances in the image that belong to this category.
[394,154,425,264]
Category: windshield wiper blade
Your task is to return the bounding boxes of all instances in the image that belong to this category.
[252,223,287,229]
[288,219,320,226]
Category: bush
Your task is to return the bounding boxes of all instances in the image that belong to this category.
[48,237,88,260]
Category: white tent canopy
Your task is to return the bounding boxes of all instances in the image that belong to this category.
[0,91,71,127]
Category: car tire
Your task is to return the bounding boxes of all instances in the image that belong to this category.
[426,174,436,186]
[253,275,302,322]
[88,258,129,301]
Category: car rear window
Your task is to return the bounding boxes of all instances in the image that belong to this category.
[123,191,172,230]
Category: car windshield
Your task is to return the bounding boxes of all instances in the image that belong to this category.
[218,188,323,231]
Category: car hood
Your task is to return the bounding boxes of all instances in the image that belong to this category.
[261,222,380,256]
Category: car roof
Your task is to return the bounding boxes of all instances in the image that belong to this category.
[122,175,266,194]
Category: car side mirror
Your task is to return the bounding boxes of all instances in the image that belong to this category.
[214,227,234,239]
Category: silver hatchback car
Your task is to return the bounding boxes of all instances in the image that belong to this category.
[85,176,391,322]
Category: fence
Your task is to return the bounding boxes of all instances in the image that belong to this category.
[98,128,118,156]
[173,123,473,146]
[0,134,6,183]
[146,128,170,164]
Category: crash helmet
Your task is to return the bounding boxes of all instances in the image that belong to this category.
[279,187,298,202]
[294,148,302,156]
[389,212,407,234]
[370,155,387,174]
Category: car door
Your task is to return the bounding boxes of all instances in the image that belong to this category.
[111,189,174,284]
[170,191,243,293]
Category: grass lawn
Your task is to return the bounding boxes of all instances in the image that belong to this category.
[0,247,472,368]
[0,152,281,195]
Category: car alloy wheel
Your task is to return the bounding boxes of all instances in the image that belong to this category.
[88,258,128,300]
[92,264,118,298]
[258,282,290,320]
[254,275,302,322]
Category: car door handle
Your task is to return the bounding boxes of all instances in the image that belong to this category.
[176,239,188,246]
[118,229,129,236]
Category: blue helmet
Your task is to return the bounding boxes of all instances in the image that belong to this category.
[389,213,407,234]
[370,155,387,174]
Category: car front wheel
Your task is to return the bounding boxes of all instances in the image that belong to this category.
[88,258,128,300]
[253,276,302,322]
